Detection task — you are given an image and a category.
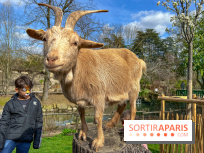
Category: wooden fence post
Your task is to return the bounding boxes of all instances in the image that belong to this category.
[75,114,79,132]
[192,94,196,153]
[160,94,165,153]
[203,117,204,153]
[161,94,165,120]
[142,109,145,120]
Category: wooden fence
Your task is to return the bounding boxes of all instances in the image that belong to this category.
[158,94,204,153]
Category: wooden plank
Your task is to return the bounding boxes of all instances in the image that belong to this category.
[160,94,165,153]
[192,94,196,153]
[198,114,201,153]
[159,111,161,119]
[202,105,204,119]
[170,114,174,153]
[202,116,204,151]
[161,94,165,120]
[196,115,198,153]
[175,113,179,153]
[164,112,169,153]
[158,96,204,104]
[180,115,184,153]
[171,113,174,120]
[184,115,188,153]
[201,115,203,153]
[192,116,195,153]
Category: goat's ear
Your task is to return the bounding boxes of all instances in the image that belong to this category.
[26,28,46,41]
[80,39,104,48]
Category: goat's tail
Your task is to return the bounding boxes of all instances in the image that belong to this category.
[140,59,147,75]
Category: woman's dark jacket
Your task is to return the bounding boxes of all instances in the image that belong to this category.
[0,93,43,150]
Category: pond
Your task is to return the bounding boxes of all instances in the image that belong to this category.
[43,100,193,132]
[43,105,117,131]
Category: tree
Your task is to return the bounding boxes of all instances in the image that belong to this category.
[132,29,163,62]
[0,2,18,95]
[192,13,204,89]
[102,34,126,48]
[99,23,140,50]
[158,0,204,118]
[131,31,145,59]
[122,23,140,49]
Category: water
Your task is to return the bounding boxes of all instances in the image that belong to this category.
[43,105,117,131]
[43,101,189,131]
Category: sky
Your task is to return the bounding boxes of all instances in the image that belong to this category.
[93,0,174,37]
[0,0,174,38]
[0,0,177,54]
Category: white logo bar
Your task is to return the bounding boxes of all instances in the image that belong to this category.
[124,120,193,143]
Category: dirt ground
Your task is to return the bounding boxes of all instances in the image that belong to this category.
[0,94,76,111]
[34,93,77,111]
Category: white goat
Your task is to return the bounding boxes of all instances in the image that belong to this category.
[26,3,146,151]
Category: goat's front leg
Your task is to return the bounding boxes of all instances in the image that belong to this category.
[77,106,88,141]
[92,107,104,152]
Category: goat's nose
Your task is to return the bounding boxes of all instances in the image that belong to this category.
[47,56,58,63]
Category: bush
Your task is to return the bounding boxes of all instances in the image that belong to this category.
[55,128,77,137]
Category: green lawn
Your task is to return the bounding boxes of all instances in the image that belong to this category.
[0,96,10,106]
[148,144,160,153]
[10,134,160,153]
[12,135,74,153]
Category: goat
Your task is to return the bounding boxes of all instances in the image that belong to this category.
[26,3,146,151]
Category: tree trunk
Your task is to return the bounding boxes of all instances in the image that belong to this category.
[72,123,151,153]
[5,62,9,96]
[42,0,52,103]
[42,69,50,103]
[187,41,193,120]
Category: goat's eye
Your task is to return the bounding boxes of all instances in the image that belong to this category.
[42,37,46,41]
[71,42,78,46]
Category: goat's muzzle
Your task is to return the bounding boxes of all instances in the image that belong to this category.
[45,56,63,70]
[47,56,58,64]
[46,64,64,71]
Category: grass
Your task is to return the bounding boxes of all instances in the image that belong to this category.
[0,96,11,106]
[12,135,74,153]
[9,135,187,153]
[148,144,160,153]
[11,135,160,153]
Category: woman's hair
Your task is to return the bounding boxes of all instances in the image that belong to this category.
[15,76,33,89]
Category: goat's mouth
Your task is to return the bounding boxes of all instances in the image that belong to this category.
[46,64,64,70]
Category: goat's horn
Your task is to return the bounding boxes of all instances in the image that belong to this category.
[38,3,63,27]
[65,10,108,29]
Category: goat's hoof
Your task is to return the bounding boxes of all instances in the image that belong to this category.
[104,122,115,131]
[103,125,111,131]
[78,130,87,141]
[91,138,104,152]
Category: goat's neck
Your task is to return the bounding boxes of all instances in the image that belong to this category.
[54,69,73,85]
[65,69,73,84]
